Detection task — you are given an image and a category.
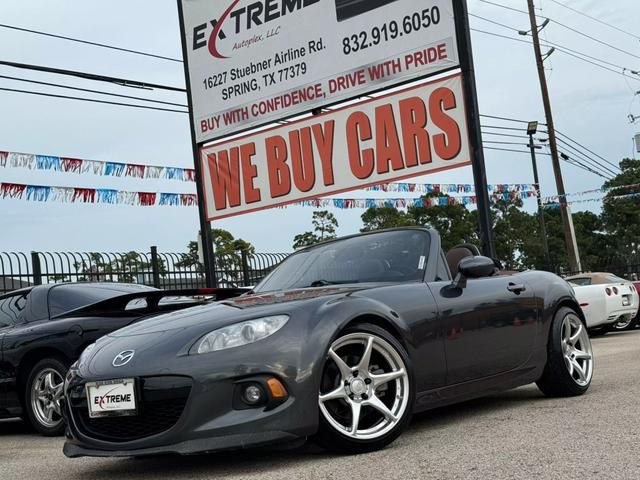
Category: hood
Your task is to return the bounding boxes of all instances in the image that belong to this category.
[77,284,372,378]
[107,285,367,339]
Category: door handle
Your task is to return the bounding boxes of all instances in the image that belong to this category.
[507,283,526,294]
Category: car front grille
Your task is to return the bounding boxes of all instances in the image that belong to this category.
[68,376,192,443]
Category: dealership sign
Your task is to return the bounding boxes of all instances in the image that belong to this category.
[199,74,470,220]
[179,0,459,143]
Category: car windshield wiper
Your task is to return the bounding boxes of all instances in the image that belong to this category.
[305,280,360,288]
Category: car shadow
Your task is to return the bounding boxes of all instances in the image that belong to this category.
[0,418,33,436]
[76,386,544,479]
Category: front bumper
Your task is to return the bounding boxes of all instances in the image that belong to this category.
[63,369,316,457]
[63,351,321,457]
[64,430,300,458]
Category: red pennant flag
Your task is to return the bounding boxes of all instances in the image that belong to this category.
[126,164,146,178]
[138,192,157,206]
[61,157,83,173]
[1,182,27,198]
[72,188,96,203]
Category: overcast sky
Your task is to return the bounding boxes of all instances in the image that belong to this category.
[0,0,639,254]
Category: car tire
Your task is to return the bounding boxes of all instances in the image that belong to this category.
[24,358,68,436]
[537,307,594,397]
[315,323,414,454]
[609,316,637,332]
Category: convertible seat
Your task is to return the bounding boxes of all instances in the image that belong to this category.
[446,244,481,276]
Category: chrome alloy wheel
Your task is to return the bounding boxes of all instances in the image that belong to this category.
[319,333,410,440]
[611,316,633,330]
[31,368,64,428]
[562,314,594,387]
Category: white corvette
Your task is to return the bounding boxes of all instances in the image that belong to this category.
[566,273,639,334]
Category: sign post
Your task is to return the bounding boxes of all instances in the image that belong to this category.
[452,0,496,258]
[177,0,217,288]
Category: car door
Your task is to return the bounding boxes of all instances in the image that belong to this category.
[429,275,538,385]
[0,293,26,412]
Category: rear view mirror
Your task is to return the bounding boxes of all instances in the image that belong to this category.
[452,256,496,289]
[459,256,496,279]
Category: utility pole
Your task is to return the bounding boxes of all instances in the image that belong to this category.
[527,0,581,272]
[527,122,551,270]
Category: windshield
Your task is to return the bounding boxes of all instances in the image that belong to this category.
[254,230,431,293]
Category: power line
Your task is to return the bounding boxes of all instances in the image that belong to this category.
[480,114,545,125]
[482,124,536,132]
[0,75,188,108]
[484,143,611,180]
[482,131,532,140]
[551,18,640,62]
[547,0,640,41]
[0,87,188,114]
[471,28,640,82]
[477,0,640,61]
[484,140,530,146]
[471,14,640,74]
[468,13,520,33]
[559,153,612,180]
[554,137,618,176]
[0,23,182,63]
[555,129,621,171]
[478,0,540,17]
[0,60,186,92]
[484,146,551,156]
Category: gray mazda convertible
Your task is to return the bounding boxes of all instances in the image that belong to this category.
[63,228,593,457]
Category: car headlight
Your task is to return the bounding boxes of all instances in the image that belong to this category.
[191,315,289,354]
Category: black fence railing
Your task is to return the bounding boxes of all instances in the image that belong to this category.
[0,249,289,294]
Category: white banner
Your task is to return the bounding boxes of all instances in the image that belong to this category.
[179,0,459,143]
[200,74,470,220]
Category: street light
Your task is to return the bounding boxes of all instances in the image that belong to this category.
[527,121,552,271]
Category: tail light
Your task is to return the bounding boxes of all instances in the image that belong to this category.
[606,287,612,296]
[613,287,619,295]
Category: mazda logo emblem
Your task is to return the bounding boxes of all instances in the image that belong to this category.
[112,350,135,367]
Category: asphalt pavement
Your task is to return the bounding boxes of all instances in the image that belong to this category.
[1,331,639,480]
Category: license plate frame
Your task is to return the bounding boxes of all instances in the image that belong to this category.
[86,378,137,419]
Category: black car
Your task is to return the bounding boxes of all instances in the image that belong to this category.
[64,228,593,457]
[0,283,242,435]
[335,0,400,22]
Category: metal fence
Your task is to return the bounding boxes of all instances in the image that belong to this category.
[0,248,289,294]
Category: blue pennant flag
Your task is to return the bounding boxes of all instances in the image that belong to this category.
[165,167,185,180]
[96,189,118,204]
[26,185,51,202]
[35,155,61,171]
[159,193,180,206]
[104,162,126,177]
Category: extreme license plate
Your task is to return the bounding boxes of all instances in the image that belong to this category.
[86,379,137,418]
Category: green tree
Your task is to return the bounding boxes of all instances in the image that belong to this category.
[176,229,255,283]
[409,194,478,251]
[70,251,166,283]
[293,210,339,249]
[361,206,413,232]
[601,158,640,258]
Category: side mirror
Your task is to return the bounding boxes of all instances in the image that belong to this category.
[453,256,496,289]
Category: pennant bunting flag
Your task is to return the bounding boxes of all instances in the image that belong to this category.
[0,150,195,182]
